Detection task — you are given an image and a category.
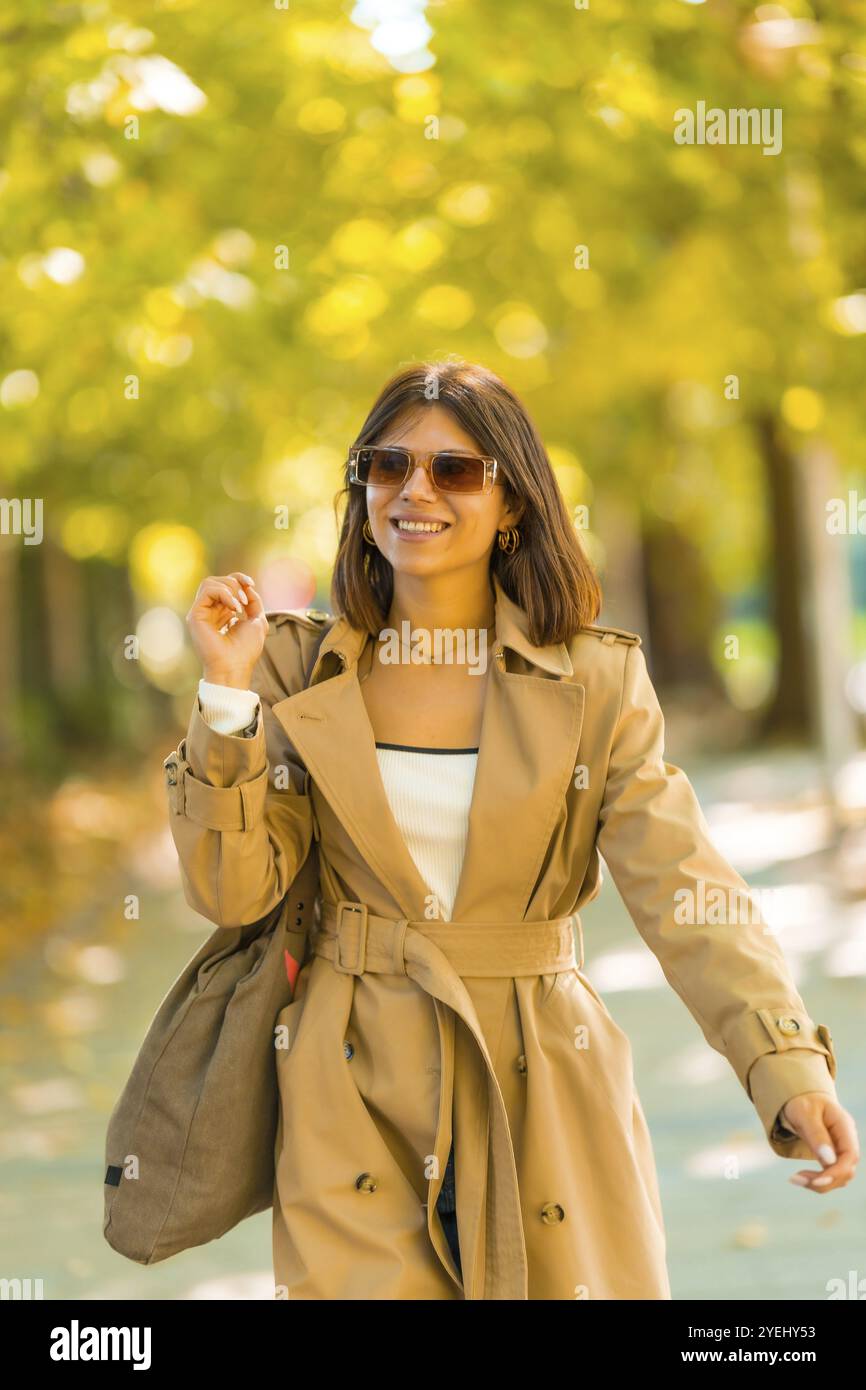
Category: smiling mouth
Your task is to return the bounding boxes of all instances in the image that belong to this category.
[390,518,451,535]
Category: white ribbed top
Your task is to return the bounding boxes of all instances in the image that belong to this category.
[375,744,478,923]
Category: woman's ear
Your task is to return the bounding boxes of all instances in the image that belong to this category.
[500,494,525,529]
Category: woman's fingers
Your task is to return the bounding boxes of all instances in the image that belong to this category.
[225,572,255,605]
[226,572,255,586]
[787,1104,859,1192]
[190,575,257,623]
[198,580,244,618]
[240,583,265,620]
[218,577,265,629]
[213,573,253,609]
[811,1108,859,1189]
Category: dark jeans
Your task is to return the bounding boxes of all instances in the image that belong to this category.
[435,1140,461,1275]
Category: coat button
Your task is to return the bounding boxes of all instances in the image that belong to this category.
[541,1202,565,1224]
[355,1172,377,1193]
[516,1054,527,1075]
[343,1040,355,1060]
[777,1017,800,1035]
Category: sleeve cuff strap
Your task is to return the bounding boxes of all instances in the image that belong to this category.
[721,1007,837,1094]
[163,744,270,830]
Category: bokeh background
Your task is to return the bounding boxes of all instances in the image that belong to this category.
[1,0,864,1299]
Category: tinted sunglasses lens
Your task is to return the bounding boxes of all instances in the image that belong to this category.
[432,453,487,493]
[355,447,409,486]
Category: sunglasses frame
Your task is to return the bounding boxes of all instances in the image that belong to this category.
[348,445,500,495]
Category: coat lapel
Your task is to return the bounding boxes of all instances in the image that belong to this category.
[450,580,585,921]
[270,575,586,924]
[272,637,432,918]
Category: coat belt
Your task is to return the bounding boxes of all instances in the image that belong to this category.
[311,899,583,1300]
[314,899,583,976]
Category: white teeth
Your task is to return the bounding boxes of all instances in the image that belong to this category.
[395,520,447,533]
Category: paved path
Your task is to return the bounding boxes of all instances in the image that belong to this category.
[1,743,862,1300]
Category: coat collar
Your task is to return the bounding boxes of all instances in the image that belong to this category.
[306,573,574,684]
[272,573,584,923]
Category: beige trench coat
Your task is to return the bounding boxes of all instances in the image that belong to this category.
[165,574,839,1300]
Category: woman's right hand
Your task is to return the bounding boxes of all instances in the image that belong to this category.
[186,572,268,688]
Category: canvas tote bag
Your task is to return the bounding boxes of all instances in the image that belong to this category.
[103,618,334,1265]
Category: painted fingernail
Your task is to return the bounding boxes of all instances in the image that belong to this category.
[817,1144,836,1166]
[239,591,249,604]
[789,1174,810,1187]
[812,1173,833,1186]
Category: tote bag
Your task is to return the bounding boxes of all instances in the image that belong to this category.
[103,617,333,1265]
[102,851,320,1264]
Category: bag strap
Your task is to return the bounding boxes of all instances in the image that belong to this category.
[284,613,340,974]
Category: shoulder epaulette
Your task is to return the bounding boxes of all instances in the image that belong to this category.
[265,607,333,631]
[580,622,642,647]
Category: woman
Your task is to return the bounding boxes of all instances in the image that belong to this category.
[170,359,856,1300]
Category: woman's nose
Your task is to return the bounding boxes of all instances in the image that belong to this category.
[401,461,438,495]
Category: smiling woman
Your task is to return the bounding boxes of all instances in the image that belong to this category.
[333,360,602,647]
[149,357,854,1302]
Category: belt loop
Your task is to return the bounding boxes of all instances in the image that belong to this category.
[333,900,368,975]
[573,914,584,971]
[392,918,409,975]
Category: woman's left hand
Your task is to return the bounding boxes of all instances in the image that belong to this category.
[780,1092,859,1192]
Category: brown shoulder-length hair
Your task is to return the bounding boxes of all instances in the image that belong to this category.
[331,359,602,647]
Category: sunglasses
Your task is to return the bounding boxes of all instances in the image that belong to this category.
[348,445,500,495]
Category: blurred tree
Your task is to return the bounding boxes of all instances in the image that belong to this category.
[0,0,864,766]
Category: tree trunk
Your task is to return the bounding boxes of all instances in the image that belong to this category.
[755,412,814,741]
[640,520,725,691]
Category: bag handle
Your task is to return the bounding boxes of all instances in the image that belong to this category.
[271,613,339,969]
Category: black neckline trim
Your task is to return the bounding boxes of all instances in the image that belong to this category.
[375,741,479,754]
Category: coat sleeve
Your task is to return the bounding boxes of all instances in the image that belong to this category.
[162,622,314,928]
[595,641,839,1161]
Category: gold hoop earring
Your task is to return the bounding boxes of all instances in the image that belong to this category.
[497,526,520,554]
[362,518,376,545]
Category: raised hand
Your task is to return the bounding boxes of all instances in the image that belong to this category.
[186,572,268,688]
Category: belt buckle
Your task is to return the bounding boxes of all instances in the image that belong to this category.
[163,747,187,815]
[334,900,368,975]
